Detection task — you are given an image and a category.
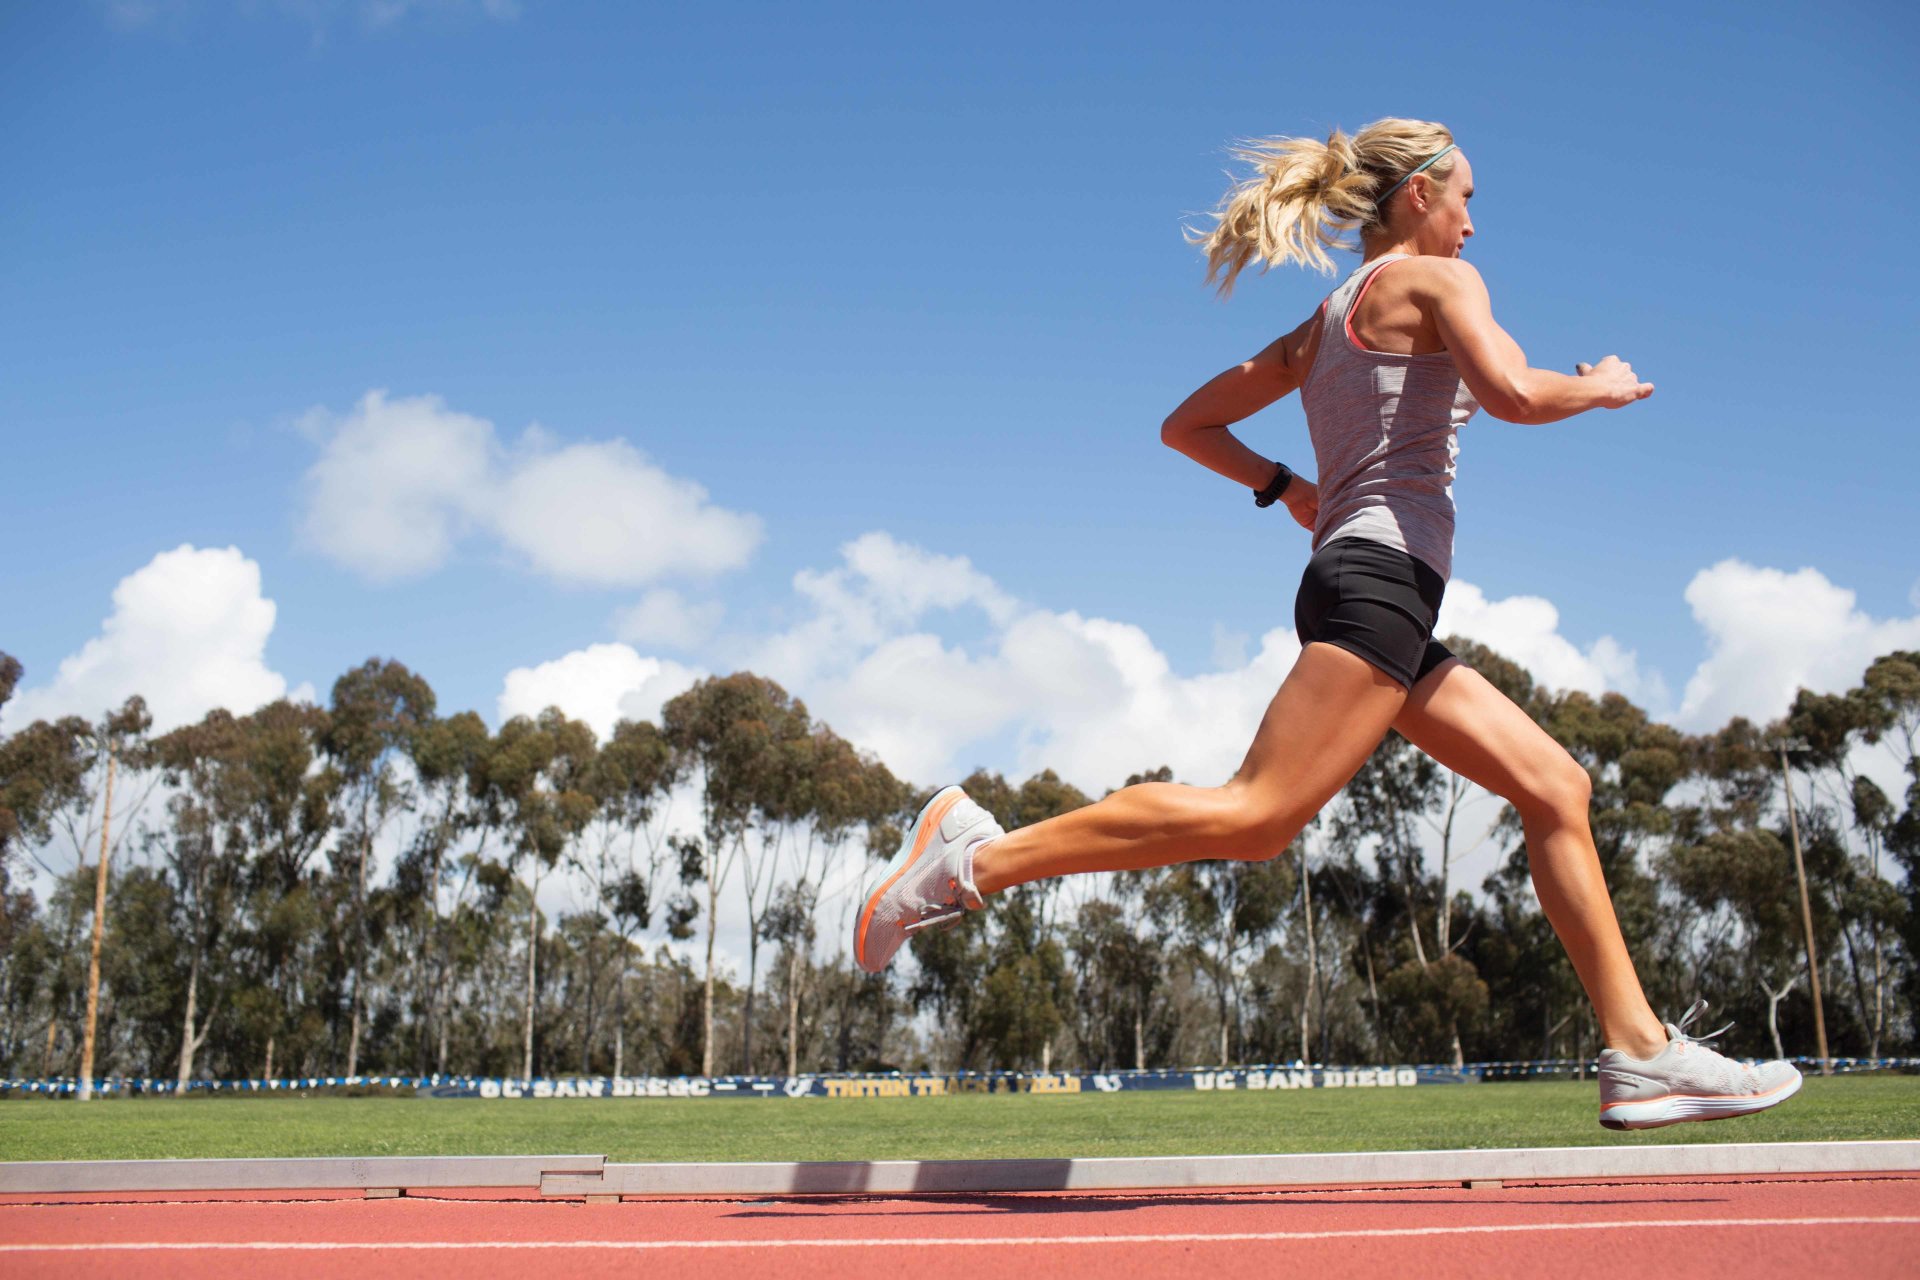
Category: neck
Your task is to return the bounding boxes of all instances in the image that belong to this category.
[1361,232,1423,262]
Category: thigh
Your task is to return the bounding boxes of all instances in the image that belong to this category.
[1393,657,1575,806]
[1227,640,1410,825]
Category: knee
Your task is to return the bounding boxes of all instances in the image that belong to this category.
[1515,753,1592,825]
[1215,787,1305,861]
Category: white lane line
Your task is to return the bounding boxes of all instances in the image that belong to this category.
[3,1216,1918,1251]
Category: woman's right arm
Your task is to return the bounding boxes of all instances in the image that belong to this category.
[1423,258,1654,425]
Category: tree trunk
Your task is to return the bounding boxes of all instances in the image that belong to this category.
[702,869,718,1077]
[521,866,542,1080]
[78,749,116,1102]
[1362,941,1382,1051]
[263,1034,275,1082]
[1217,986,1230,1067]
[176,946,206,1090]
[613,936,630,1079]
[1436,775,1465,954]
[1760,973,1798,1061]
[785,946,802,1077]
[1133,1007,1145,1071]
[1872,927,1884,1059]
[1299,848,1317,1062]
[346,823,370,1077]
[742,933,759,1075]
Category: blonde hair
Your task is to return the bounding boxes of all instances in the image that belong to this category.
[1188,117,1457,295]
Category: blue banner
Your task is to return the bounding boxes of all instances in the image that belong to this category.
[5,1055,1912,1098]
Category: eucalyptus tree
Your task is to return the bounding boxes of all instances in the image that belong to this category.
[1425,639,1541,952]
[486,708,596,1079]
[913,768,1089,1070]
[0,650,26,890]
[662,673,797,1076]
[1061,766,1178,1070]
[1857,651,1920,1047]
[814,764,911,1073]
[729,682,814,1074]
[150,710,253,1086]
[0,696,155,1095]
[68,698,155,1096]
[1336,729,1446,968]
[322,659,435,1075]
[0,700,91,1064]
[1333,726,1494,1063]
[1064,881,1178,1070]
[1782,666,1918,1056]
[399,709,493,1073]
[578,717,680,1077]
[797,734,904,1074]
[230,699,338,1079]
[1165,839,1293,1066]
[1546,690,1690,973]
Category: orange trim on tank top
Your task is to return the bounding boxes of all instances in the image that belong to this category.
[1344,257,1409,351]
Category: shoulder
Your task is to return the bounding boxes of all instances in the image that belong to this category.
[1396,255,1489,303]
[1275,306,1325,380]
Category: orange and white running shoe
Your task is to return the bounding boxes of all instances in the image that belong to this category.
[1596,999,1803,1130]
[852,785,999,973]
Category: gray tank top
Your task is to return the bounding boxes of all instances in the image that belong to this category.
[1299,253,1480,581]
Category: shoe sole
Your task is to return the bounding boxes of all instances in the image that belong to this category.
[1598,1071,1804,1130]
[853,785,965,974]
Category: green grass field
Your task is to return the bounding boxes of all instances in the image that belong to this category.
[2,1076,1915,1163]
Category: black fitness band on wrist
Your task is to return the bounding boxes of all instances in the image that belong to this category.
[1253,462,1294,508]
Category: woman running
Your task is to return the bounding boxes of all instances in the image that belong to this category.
[854,117,1801,1130]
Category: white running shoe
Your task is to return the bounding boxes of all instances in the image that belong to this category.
[1596,1000,1804,1131]
[853,785,1000,974]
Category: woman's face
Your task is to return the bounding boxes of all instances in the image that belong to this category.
[1410,150,1475,257]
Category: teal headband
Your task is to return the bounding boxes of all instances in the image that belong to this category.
[1376,143,1457,205]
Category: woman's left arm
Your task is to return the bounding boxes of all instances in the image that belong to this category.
[1159,314,1319,531]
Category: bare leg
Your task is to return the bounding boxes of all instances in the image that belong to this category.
[972,643,1408,894]
[1394,659,1667,1058]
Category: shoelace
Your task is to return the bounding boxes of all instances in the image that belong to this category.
[900,875,973,937]
[1669,998,1735,1046]
[901,905,967,936]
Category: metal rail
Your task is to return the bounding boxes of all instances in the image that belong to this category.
[0,1154,604,1194]
[4,1141,1914,1199]
[542,1140,1920,1197]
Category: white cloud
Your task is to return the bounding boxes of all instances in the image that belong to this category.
[1675,559,1920,731]
[1437,579,1670,713]
[299,391,762,589]
[613,589,725,651]
[498,643,704,742]
[3,545,304,735]
[492,441,761,588]
[738,531,1298,790]
[298,391,494,581]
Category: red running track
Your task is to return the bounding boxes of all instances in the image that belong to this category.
[2,1174,1916,1279]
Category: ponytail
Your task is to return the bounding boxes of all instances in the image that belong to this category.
[1188,117,1457,295]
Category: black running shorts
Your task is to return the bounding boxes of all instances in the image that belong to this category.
[1293,537,1454,691]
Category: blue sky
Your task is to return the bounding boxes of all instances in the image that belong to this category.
[4,1,1917,792]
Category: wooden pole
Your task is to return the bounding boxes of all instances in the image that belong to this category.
[77,747,115,1102]
[1779,744,1830,1076]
